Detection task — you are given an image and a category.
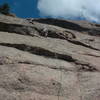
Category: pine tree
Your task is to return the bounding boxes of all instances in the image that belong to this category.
[0,3,10,15]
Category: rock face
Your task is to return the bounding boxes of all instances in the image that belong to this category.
[0,15,100,100]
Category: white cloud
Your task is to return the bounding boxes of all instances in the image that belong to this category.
[37,0,100,23]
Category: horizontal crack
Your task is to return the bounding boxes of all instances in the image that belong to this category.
[0,43,76,62]
[29,18,89,32]
[67,39,100,51]
[74,61,98,72]
[0,22,40,37]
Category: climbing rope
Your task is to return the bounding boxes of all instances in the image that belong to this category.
[54,52,63,100]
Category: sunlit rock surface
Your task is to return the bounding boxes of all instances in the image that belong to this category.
[0,15,100,100]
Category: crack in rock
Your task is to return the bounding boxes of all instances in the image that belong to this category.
[0,43,76,62]
[74,61,98,72]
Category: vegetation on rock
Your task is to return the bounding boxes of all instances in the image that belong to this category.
[0,3,10,15]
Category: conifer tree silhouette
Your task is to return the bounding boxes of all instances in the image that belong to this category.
[0,3,10,15]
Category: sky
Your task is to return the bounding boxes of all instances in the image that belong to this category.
[0,0,40,18]
[0,0,100,23]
